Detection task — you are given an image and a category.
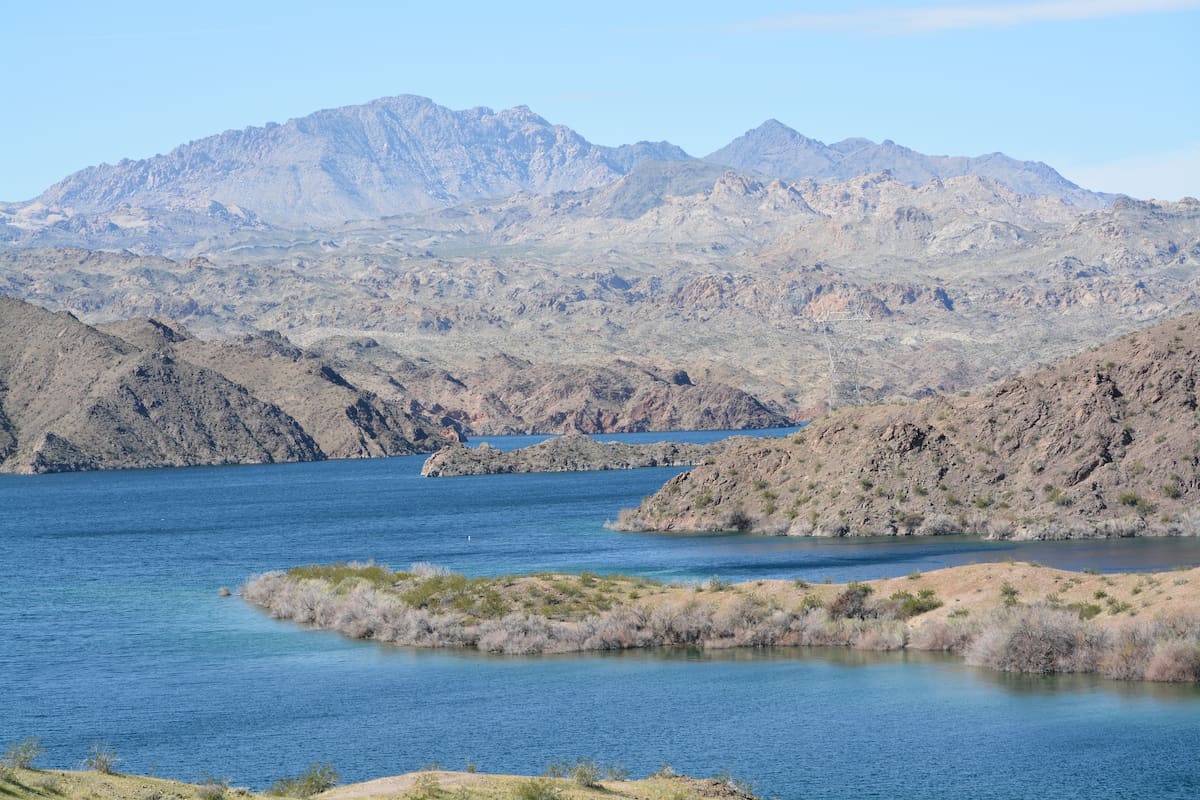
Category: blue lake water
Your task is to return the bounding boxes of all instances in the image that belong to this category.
[2,432,1199,798]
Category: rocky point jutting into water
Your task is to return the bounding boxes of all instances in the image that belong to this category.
[615,312,1200,539]
[420,434,731,477]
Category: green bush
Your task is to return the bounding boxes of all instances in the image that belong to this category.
[568,759,600,788]
[268,763,339,797]
[1068,602,1103,620]
[2,737,45,771]
[889,588,943,617]
[514,777,562,800]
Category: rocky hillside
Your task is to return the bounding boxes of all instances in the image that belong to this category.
[4,188,1195,419]
[26,95,689,226]
[420,434,728,477]
[705,119,1108,206]
[323,346,791,435]
[0,298,462,473]
[1,95,1196,423]
[98,319,462,459]
[0,297,321,473]
[616,312,1200,539]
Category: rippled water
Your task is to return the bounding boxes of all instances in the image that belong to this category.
[2,432,1198,798]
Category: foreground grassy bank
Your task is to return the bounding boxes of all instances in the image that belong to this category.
[241,562,1200,682]
[0,766,758,800]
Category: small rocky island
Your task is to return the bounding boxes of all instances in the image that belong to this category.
[420,433,730,477]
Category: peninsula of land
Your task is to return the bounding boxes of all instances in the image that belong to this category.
[420,434,730,477]
[0,765,757,800]
[242,562,1200,683]
[616,312,1200,540]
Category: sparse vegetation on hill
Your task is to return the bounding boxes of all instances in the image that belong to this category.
[242,562,1200,682]
[616,312,1200,539]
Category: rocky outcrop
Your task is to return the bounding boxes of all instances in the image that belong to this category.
[100,320,463,459]
[325,348,793,435]
[0,297,322,473]
[0,298,461,473]
[616,311,1200,539]
[420,434,727,477]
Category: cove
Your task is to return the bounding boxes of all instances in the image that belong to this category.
[2,432,1199,798]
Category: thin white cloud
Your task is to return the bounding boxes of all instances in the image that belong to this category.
[744,0,1200,35]
[1060,143,1200,201]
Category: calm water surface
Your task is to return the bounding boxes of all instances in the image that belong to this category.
[1,431,1198,798]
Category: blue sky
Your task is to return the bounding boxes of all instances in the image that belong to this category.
[3,0,1198,201]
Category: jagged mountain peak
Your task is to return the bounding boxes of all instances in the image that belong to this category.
[33,95,685,226]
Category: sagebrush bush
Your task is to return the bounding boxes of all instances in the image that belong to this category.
[85,742,120,775]
[514,777,561,800]
[2,737,44,771]
[268,763,338,797]
[1144,639,1200,682]
[909,618,978,653]
[967,605,1108,675]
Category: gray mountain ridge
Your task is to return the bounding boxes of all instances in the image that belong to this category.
[704,119,1111,208]
[9,94,1111,234]
[29,95,691,226]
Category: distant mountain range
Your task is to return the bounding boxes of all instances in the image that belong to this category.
[704,120,1108,208]
[11,94,1107,229]
[2,92,1196,454]
[27,95,690,226]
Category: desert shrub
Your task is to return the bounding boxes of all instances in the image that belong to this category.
[410,562,452,579]
[196,776,230,800]
[828,582,874,619]
[2,737,44,771]
[286,562,398,589]
[967,606,1107,675]
[711,596,768,640]
[409,771,442,800]
[1000,582,1020,606]
[268,763,339,797]
[713,770,760,799]
[85,742,120,775]
[909,618,978,652]
[477,613,563,655]
[1144,639,1200,682]
[568,759,600,787]
[852,623,906,651]
[514,777,561,800]
[1099,623,1156,681]
[605,763,629,781]
[888,588,943,618]
[919,514,962,535]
